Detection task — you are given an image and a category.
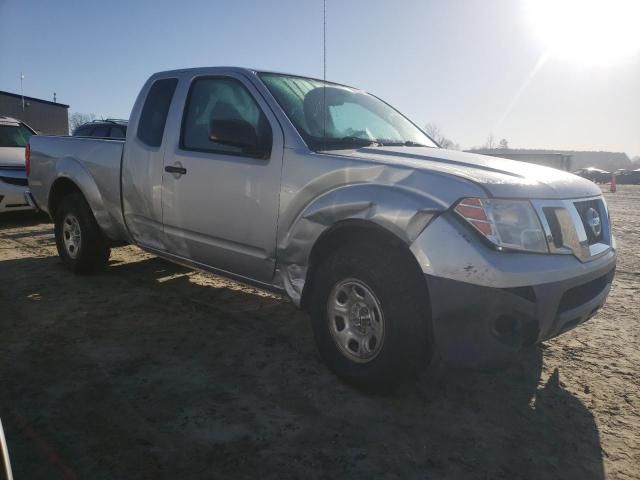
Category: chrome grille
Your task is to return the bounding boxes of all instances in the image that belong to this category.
[573,199,605,245]
[532,196,611,262]
[542,207,563,248]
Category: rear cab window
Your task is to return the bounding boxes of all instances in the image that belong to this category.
[137,78,178,147]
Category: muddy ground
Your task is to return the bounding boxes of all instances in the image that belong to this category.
[0,186,638,479]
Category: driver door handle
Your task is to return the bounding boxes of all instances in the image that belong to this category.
[165,165,187,175]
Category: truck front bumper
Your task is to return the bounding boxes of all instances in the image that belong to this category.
[425,263,614,367]
[410,212,617,367]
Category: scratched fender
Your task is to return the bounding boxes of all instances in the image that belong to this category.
[50,158,124,240]
[273,160,486,305]
[28,136,128,243]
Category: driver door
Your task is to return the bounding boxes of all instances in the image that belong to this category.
[161,73,283,283]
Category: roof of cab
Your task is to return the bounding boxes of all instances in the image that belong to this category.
[149,67,358,90]
[152,66,256,77]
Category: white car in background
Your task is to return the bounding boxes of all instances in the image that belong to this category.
[0,116,36,213]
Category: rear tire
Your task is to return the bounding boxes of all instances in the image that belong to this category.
[310,239,433,391]
[54,193,110,274]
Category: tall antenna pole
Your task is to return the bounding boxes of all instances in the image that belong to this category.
[322,0,327,143]
[20,72,25,112]
[323,0,326,84]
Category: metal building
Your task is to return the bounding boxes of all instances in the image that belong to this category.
[469,148,633,173]
[0,90,69,135]
[468,149,573,171]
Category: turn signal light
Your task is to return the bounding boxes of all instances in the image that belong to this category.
[454,198,493,236]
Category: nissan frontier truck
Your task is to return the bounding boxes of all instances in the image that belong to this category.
[26,67,616,388]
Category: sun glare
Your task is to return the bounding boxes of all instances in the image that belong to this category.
[527,0,640,66]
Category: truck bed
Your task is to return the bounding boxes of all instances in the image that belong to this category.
[28,135,128,242]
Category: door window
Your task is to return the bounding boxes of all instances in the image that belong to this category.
[137,78,178,147]
[181,76,271,157]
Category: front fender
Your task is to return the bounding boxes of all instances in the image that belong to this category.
[276,183,447,304]
[51,157,122,240]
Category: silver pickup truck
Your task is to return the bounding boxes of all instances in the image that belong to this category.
[27,67,616,388]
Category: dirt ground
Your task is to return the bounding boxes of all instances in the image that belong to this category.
[0,186,638,480]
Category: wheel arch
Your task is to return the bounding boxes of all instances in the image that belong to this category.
[48,177,83,218]
[299,219,429,312]
[276,183,442,307]
[47,157,119,240]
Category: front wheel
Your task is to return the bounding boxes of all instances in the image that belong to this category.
[310,240,433,390]
[54,193,111,274]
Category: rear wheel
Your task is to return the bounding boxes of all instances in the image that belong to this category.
[310,240,433,390]
[54,193,110,273]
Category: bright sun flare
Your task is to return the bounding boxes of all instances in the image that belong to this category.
[527,0,640,66]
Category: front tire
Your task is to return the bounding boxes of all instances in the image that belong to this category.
[310,240,432,390]
[54,193,110,274]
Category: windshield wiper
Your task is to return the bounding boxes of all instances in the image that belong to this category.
[374,140,431,147]
[315,136,379,150]
[337,136,379,146]
[314,137,432,150]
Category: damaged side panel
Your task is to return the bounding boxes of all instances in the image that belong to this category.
[273,150,486,304]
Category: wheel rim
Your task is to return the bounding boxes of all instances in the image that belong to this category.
[62,213,82,259]
[327,278,385,363]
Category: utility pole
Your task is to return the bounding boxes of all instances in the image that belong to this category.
[20,72,25,112]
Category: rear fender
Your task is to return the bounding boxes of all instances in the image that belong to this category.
[50,157,120,240]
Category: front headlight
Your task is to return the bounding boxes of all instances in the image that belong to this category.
[454,198,548,253]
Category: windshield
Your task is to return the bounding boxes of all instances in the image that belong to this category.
[0,124,34,148]
[259,73,437,151]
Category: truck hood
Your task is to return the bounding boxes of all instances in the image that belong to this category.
[0,147,26,169]
[338,146,601,199]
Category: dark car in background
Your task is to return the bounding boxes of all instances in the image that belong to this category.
[572,167,611,184]
[72,119,127,139]
[615,169,640,185]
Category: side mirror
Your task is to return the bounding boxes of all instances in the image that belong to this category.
[209,119,263,156]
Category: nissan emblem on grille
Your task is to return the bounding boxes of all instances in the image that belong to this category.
[586,207,602,238]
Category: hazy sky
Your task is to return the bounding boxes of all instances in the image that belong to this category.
[1,0,638,157]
